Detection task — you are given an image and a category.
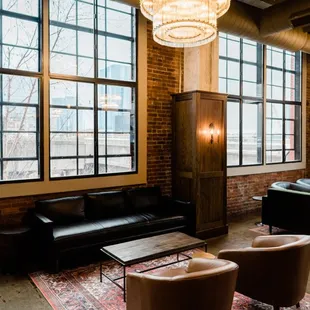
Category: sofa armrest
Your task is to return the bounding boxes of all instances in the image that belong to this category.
[33,213,54,242]
[161,196,196,235]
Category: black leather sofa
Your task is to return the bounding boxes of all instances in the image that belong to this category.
[262,182,310,234]
[31,187,195,271]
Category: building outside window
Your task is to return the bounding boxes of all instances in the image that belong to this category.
[219,32,302,167]
[0,0,137,182]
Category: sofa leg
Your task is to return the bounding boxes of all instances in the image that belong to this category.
[269,225,273,235]
[296,302,301,308]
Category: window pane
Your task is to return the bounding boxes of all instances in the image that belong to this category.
[50,80,95,178]
[50,133,77,157]
[49,1,137,179]
[266,151,282,163]
[242,101,263,165]
[227,101,240,166]
[107,10,132,36]
[1,16,39,72]
[51,159,77,178]
[78,158,94,175]
[3,0,39,17]
[3,133,37,157]
[3,160,39,181]
[107,157,132,173]
[0,74,40,182]
[49,1,95,77]
[107,134,130,155]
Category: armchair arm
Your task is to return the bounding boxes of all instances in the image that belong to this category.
[252,235,300,248]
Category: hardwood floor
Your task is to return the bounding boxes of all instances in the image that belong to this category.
[0,213,309,310]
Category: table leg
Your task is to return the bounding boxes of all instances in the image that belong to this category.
[123,266,126,302]
[100,262,102,283]
[177,253,179,262]
[204,243,208,252]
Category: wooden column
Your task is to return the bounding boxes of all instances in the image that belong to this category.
[172,90,228,238]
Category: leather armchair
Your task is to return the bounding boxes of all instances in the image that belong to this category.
[126,258,238,310]
[297,178,310,187]
[218,235,310,310]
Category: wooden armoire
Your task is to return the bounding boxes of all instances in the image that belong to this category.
[172,90,228,239]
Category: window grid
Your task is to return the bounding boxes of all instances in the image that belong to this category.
[220,32,302,167]
[49,0,137,179]
[266,47,302,164]
[219,33,264,167]
[0,0,43,183]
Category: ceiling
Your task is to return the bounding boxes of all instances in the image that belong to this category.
[236,0,310,33]
[237,0,289,9]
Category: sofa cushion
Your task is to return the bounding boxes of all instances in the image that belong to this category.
[85,191,127,220]
[52,213,187,250]
[53,215,148,249]
[126,187,162,212]
[139,212,187,231]
[35,196,85,224]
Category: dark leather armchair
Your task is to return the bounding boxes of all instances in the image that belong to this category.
[31,187,195,271]
[262,184,310,234]
[297,178,310,187]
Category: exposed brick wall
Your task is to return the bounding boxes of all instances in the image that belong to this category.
[0,27,309,224]
[227,169,306,217]
[0,21,183,224]
[147,21,183,194]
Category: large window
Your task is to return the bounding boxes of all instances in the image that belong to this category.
[266,47,301,163]
[219,33,302,167]
[0,0,137,183]
[0,0,42,182]
[49,0,136,179]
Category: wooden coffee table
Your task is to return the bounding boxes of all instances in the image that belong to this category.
[100,232,207,301]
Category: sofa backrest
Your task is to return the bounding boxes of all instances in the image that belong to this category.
[85,191,127,219]
[271,182,310,193]
[35,196,85,224]
[126,187,162,212]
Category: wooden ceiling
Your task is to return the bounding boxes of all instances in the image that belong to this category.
[237,0,288,9]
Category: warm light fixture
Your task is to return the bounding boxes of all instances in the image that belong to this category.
[201,123,220,144]
[140,0,231,48]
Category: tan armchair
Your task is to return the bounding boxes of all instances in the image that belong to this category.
[126,258,238,310]
[218,235,310,310]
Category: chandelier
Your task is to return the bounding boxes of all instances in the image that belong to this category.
[140,0,231,48]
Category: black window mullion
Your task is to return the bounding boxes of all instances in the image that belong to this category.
[76,83,79,175]
[282,50,286,163]
[105,86,108,173]
[239,39,243,166]
[94,0,99,176]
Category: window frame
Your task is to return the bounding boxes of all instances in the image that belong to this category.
[0,0,44,184]
[265,47,302,165]
[220,33,303,168]
[48,0,138,180]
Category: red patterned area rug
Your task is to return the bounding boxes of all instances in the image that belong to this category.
[30,255,310,310]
